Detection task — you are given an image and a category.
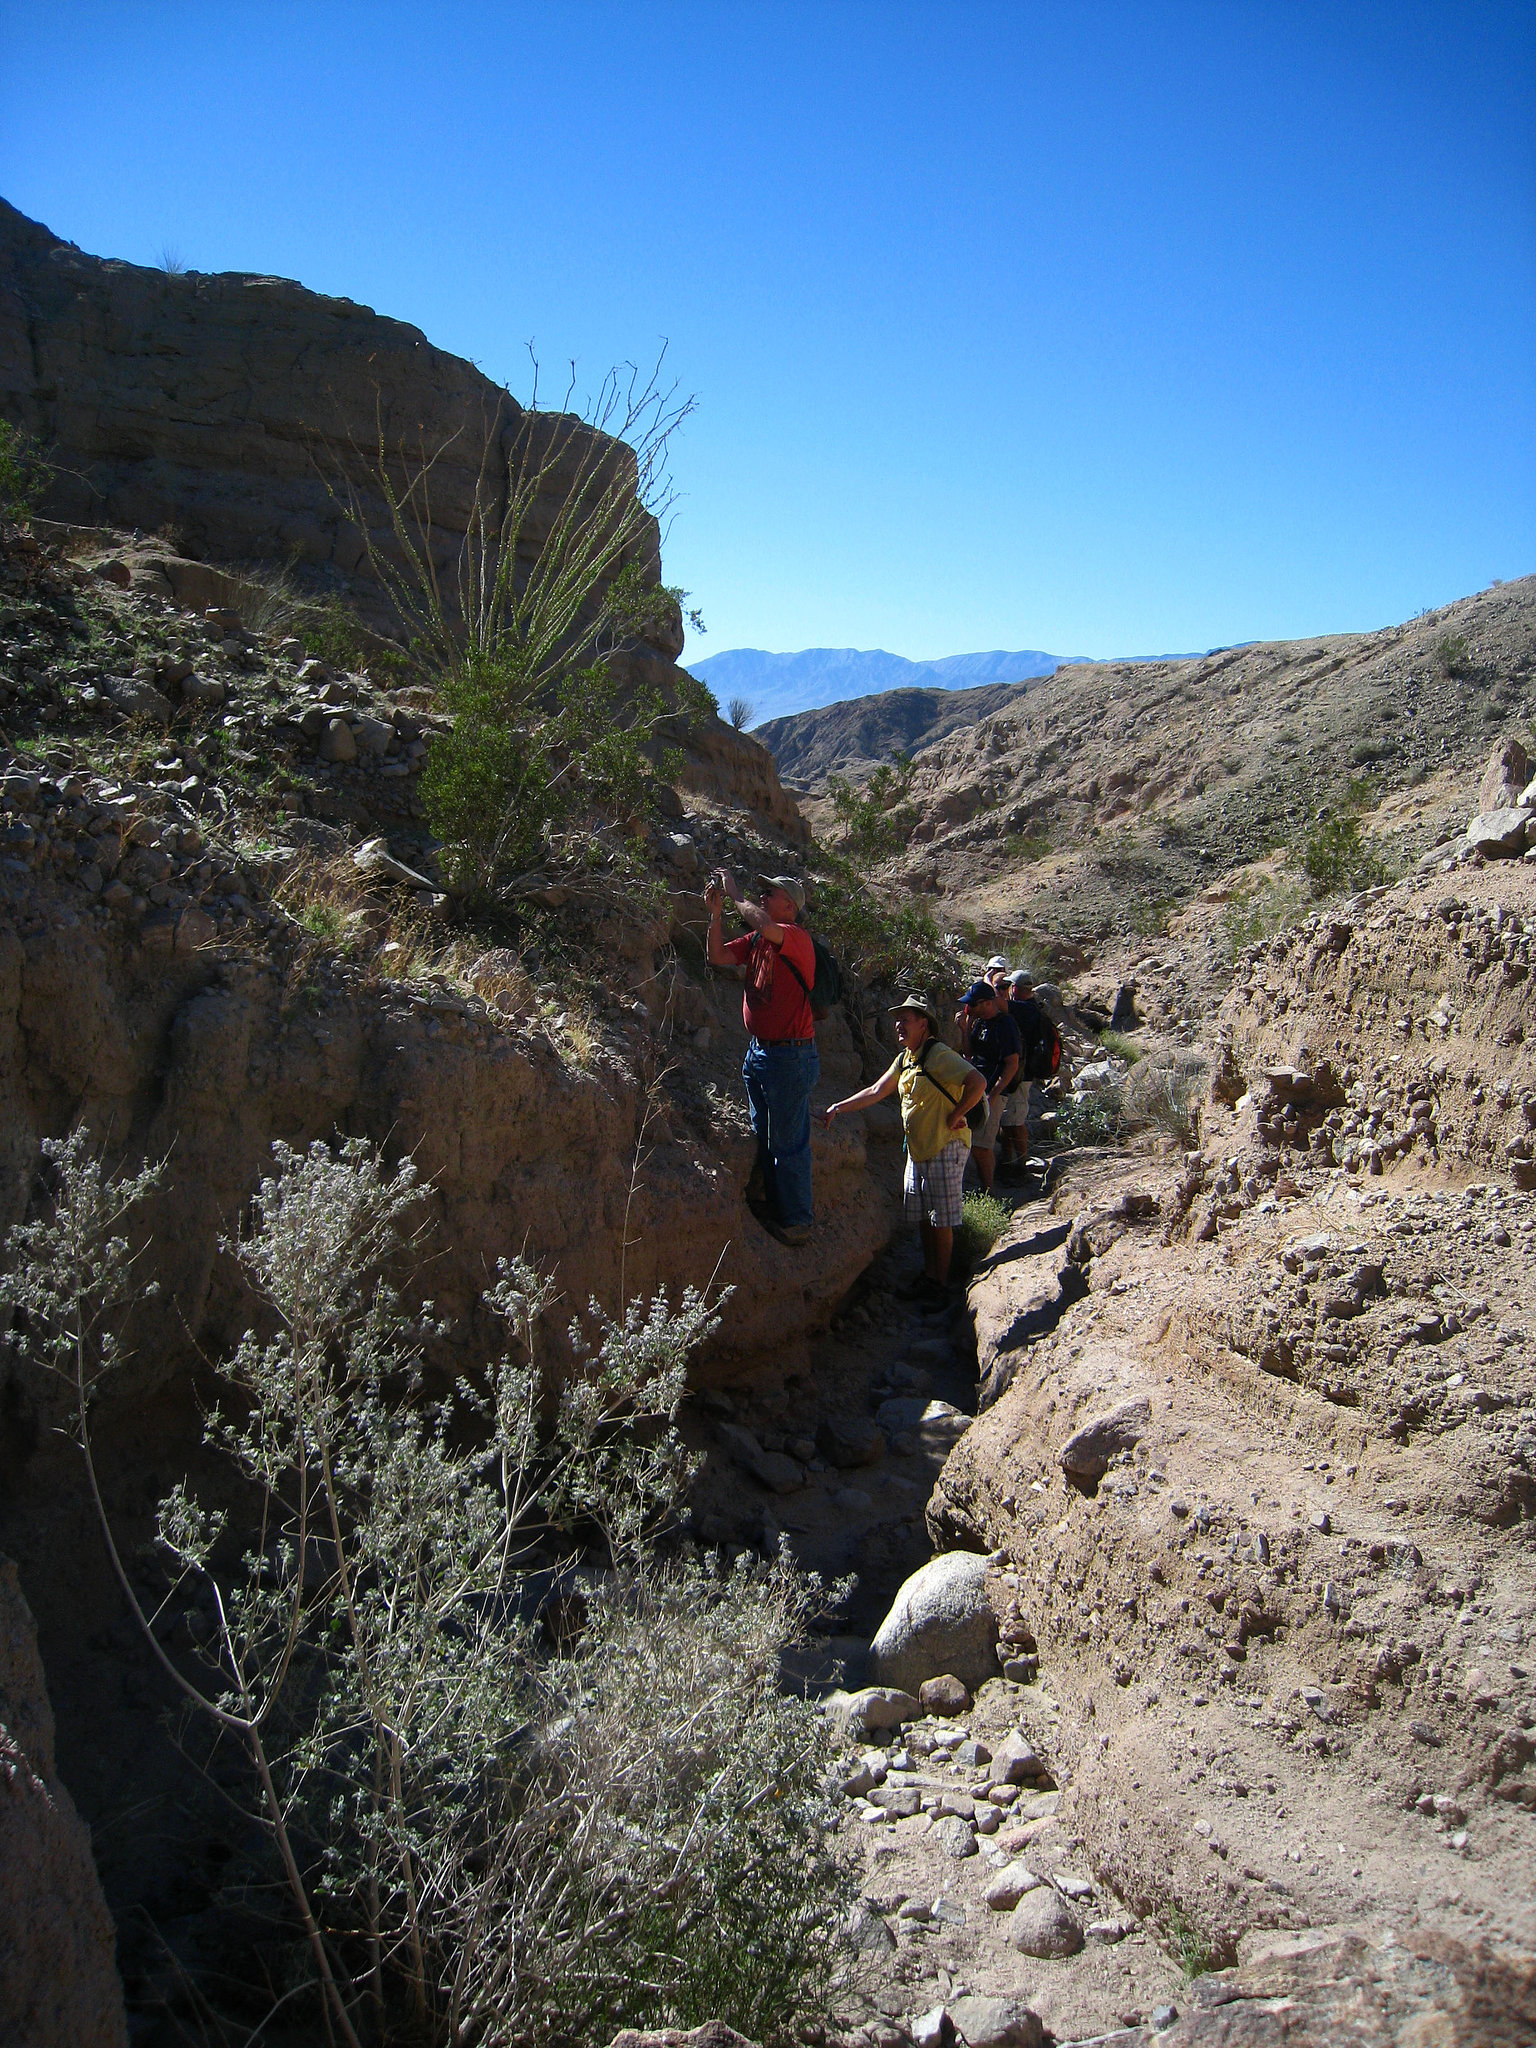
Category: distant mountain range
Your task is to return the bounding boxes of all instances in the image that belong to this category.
[689,646,1085,727]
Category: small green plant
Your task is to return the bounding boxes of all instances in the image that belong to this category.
[1098,1029,1142,1065]
[1436,631,1474,679]
[810,855,951,987]
[287,596,412,682]
[957,1188,1010,1268]
[0,420,51,522]
[1002,829,1052,861]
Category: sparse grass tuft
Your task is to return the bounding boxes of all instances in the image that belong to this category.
[1056,1085,1127,1148]
[957,1188,1010,1269]
[1221,875,1307,952]
[1126,1050,1208,1149]
[1166,1902,1219,1980]
[1098,1028,1142,1065]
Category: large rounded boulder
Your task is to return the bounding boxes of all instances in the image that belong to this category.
[866,1550,998,1693]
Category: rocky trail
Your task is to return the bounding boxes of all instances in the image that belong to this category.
[757,839,1536,2048]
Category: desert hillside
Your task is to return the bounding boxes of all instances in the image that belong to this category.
[801,579,1535,957]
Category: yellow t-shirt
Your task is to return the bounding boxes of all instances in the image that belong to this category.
[885,1041,978,1164]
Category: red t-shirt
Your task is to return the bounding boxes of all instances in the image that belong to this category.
[723,924,816,1042]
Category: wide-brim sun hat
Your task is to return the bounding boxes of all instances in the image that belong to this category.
[985,955,1009,972]
[889,991,938,1027]
[756,872,806,910]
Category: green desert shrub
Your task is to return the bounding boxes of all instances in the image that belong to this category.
[825,754,918,861]
[2,1132,854,2045]
[1301,812,1388,897]
[0,419,50,522]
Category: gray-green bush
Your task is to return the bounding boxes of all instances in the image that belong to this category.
[2,1131,852,2045]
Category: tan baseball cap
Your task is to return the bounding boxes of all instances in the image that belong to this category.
[757,873,806,910]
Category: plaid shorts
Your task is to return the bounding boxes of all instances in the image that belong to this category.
[903,1142,968,1229]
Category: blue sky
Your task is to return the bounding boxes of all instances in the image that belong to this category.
[3,3,1533,664]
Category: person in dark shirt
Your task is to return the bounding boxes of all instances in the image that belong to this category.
[955,979,1020,1192]
[1000,968,1048,1175]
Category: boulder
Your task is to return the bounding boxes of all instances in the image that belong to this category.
[1057,1395,1151,1482]
[875,1396,972,1454]
[867,1783,921,1818]
[937,1814,978,1857]
[1467,807,1532,859]
[320,716,358,764]
[987,1729,1044,1785]
[715,1423,803,1496]
[174,905,217,952]
[353,836,436,891]
[0,1556,128,2048]
[983,1861,1044,1910]
[351,714,393,758]
[847,1901,897,1954]
[1478,735,1531,813]
[821,1685,921,1740]
[1007,1885,1083,1958]
[868,1551,999,1693]
[816,1414,886,1468]
[947,1994,1043,2048]
[179,671,226,706]
[100,674,172,724]
[919,1673,971,1715]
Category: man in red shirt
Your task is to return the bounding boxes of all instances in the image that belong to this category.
[705,869,819,1246]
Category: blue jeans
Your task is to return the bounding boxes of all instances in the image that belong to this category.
[742,1038,819,1230]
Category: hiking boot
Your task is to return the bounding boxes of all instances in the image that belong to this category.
[762,1217,812,1248]
[898,1272,939,1300]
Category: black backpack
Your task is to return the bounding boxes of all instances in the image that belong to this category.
[781,932,844,1020]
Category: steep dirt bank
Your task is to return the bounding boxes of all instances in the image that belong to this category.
[899,861,1535,2038]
